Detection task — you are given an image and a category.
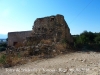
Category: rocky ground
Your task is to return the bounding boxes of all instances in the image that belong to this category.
[0,51,100,75]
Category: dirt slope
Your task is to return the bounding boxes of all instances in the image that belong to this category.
[0,51,100,75]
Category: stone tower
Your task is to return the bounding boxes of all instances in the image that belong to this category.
[32,14,73,43]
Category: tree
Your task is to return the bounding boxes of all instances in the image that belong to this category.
[80,30,96,44]
[94,35,100,44]
[79,31,89,44]
[6,38,8,42]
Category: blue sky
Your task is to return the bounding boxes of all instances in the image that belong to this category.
[0,0,100,35]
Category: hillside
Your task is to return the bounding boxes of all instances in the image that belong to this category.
[0,51,100,75]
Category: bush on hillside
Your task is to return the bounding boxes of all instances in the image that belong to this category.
[0,47,6,51]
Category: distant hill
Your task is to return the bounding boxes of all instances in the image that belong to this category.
[0,34,7,39]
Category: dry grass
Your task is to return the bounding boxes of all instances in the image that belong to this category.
[0,53,27,67]
[0,47,40,68]
[22,51,29,57]
[6,55,21,67]
[55,43,67,54]
[29,56,40,62]
[40,39,52,45]
[0,63,2,67]
[0,39,71,68]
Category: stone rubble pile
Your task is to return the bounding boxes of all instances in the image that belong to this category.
[6,41,72,58]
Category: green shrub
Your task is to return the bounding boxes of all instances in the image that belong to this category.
[0,54,6,64]
[0,47,6,51]
[0,43,7,47]
[17,53,21,58]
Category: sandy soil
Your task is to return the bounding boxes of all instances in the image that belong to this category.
[0,51,100,75]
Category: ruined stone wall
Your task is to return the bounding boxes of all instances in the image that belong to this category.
[8,14,73,47]
[32,14,73,43]
[8,31,32,46]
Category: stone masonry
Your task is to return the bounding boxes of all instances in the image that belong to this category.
[7,14,74,56]
[8,14,73,47]
[31,14,73,43]
[8,31,32,46]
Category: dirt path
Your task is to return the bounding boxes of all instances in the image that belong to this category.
[0,51,100,75]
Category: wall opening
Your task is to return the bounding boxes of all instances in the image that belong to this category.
[50,17,54,21]
[38,28,40,30]
[13,42,18,46]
